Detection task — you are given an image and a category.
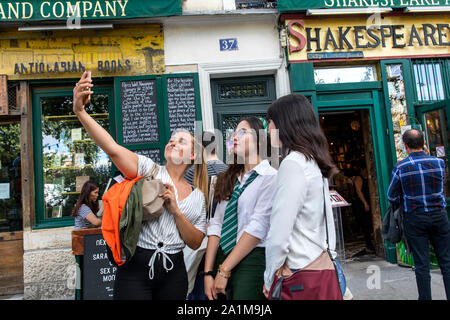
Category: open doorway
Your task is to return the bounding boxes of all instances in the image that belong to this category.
[320,109,383,261]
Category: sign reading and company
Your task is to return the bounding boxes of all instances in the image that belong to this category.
[0,0,181,21]
[286,15,450,61]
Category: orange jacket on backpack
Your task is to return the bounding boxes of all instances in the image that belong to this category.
[101,176,143,266]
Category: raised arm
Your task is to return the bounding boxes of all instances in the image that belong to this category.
[73,72,138,178]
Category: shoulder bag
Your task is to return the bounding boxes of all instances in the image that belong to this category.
[268,178,344,300]
[141,163,167,222]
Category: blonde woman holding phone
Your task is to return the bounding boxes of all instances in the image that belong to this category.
[73,71,209,300]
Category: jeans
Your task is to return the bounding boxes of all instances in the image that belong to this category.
[403,210,450,300]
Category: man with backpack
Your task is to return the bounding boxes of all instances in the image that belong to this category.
[387,128,450,300]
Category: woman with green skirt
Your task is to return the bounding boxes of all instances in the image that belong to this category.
[203,117,277,300]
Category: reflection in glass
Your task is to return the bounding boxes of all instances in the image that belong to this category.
[424,109,450,198]
[41,94,111,219]
[386,64,409,161]
[0,123,22,232]
[314,66,376,84]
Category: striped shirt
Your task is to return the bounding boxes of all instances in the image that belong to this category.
[184,160,228,186]
[74,204,95,229]
[136,154,207,254]
[387,151,446,214]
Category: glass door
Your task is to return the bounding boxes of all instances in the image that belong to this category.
[416,100,450,201]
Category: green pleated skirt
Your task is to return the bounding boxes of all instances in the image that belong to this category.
[214,247,266,300]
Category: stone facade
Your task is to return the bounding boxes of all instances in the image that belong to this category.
[23,227,76,300]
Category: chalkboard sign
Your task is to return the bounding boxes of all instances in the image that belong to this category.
[166,77,197,134]
[120,79,160,145]
[82,234,116,300]
[135,148,161,164]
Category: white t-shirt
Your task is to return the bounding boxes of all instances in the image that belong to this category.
[136,154,207,254]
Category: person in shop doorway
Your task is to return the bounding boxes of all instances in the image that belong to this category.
[351,161,376,256]
[387,129,450,300]
[184,131,228,300]
[72,180,102,229]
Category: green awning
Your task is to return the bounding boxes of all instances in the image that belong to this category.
[0,0,182,22]
[278,0,450,11]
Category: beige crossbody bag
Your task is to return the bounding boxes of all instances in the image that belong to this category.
[141,163,167,222]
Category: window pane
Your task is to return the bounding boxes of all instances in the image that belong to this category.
[41,94,111,219]
[423,109,450,198]
[386,64,410,161]
[0,122,22,232]
[314,66,376,84]
[413,63,445,102]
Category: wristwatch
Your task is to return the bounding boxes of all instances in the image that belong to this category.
[200,271,215,277]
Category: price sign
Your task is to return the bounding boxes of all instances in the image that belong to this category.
[329,190,350,208]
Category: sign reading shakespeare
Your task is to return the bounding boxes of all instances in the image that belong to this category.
[286,15,450,61]
[278,0,450,11]
[0,0,181,21]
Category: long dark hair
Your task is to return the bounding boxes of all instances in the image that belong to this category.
[214,116,265,202]
[267,94,338,179]
[72,180,99,217]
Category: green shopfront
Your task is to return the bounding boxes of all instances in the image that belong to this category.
[0,0,199,299]
[278,0,450,265]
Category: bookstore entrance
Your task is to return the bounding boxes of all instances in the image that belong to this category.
[320,109,382,259]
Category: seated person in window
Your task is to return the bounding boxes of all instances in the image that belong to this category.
[72,180,102,229]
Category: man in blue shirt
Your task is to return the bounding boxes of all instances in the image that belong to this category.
[388,129,450,300]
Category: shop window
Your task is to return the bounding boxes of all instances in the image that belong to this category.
[385,64,410,161]
[423,109,450,198]
[34,89,113,225]
[314,66,376,84]
[413,62,445,102]
[0,122,22,232]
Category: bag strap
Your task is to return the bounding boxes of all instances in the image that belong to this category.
[144,163,159,180]
[207,175,217,223]
[322,177,332,255]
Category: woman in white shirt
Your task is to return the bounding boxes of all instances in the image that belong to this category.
[73,72,209,300]
[204,117,277,300]
[263,94,339,298]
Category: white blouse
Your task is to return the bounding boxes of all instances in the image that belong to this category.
[264,151,337,290]
[135,155,207,279]
[207,160,277,247]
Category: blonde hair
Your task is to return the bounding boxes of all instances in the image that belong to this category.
[169,129,209,207]
[187,132,209,209]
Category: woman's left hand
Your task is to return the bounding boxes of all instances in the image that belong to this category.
[263,285,269,299]
[160,183,179,215]
[214,273,228,296]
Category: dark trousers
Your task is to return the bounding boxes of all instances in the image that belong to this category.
[403,210,450,300]
[113,246,188,300]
